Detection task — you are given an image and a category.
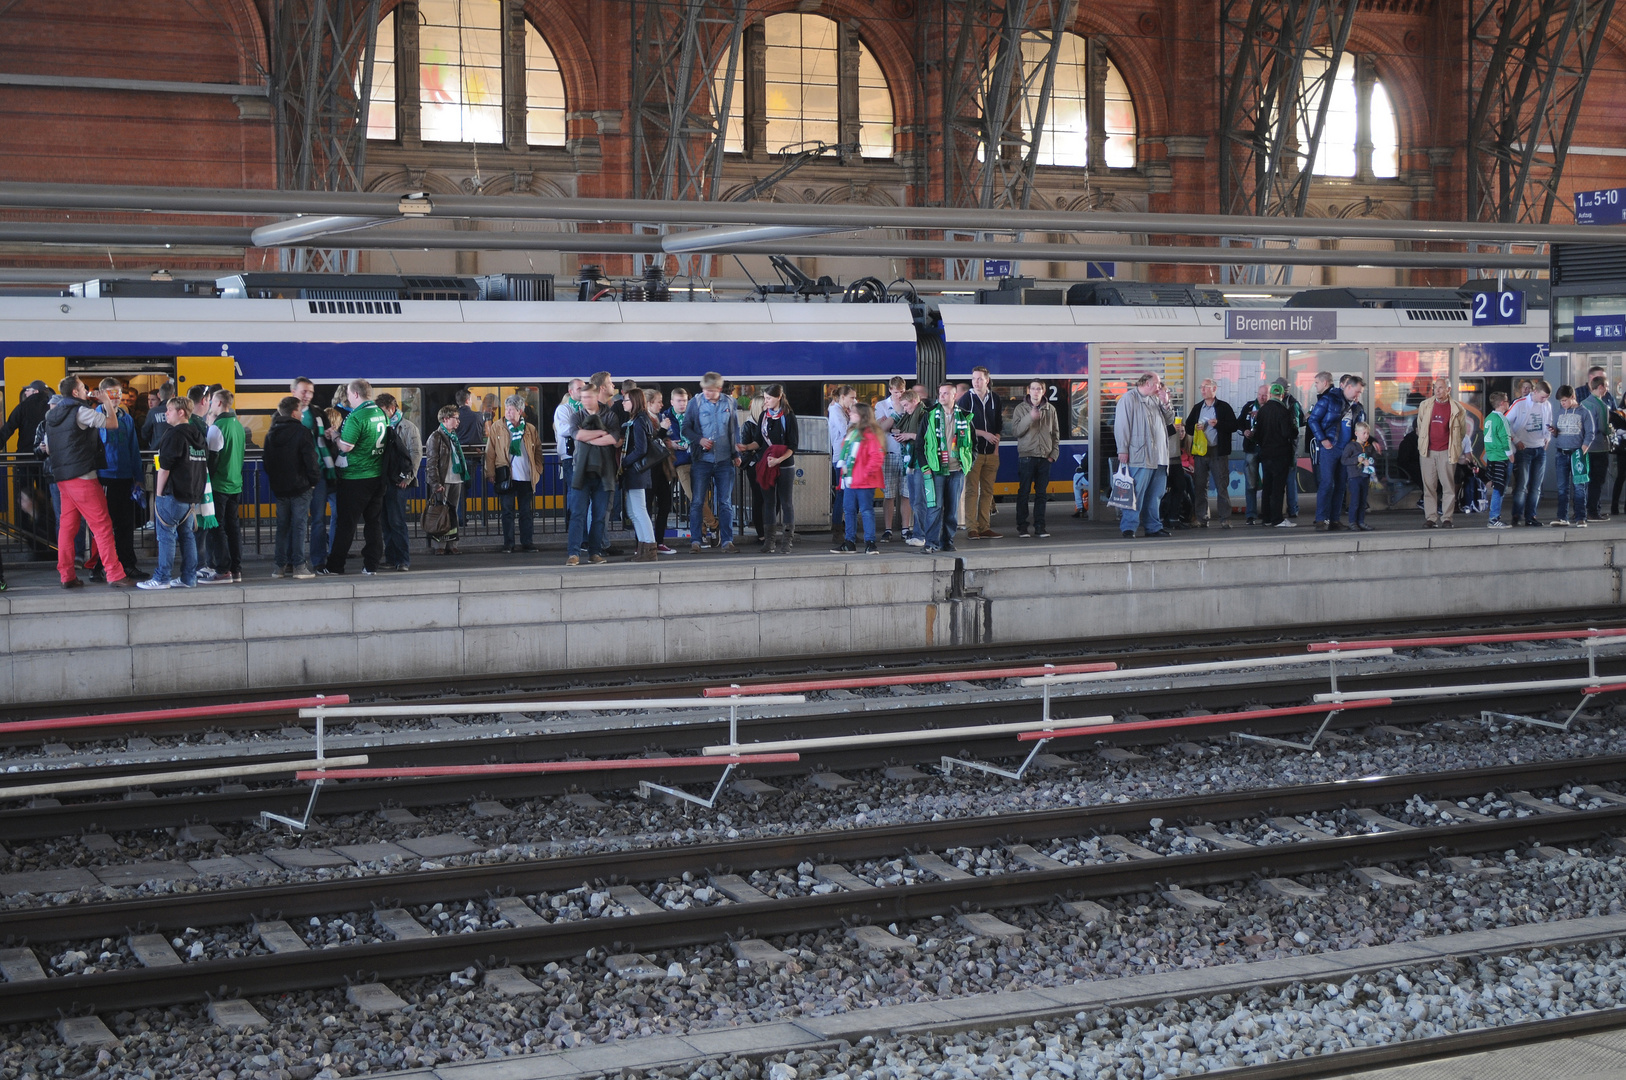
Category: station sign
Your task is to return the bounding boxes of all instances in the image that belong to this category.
[1225,309,1337,341]
[1471,290,1526,326]
[1574,314,1626,343]
[1573,187,1626,226]
[982,259,1013,279]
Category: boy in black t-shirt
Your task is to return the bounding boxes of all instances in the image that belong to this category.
[140,397,209,589]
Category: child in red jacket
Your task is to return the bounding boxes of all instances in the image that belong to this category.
[834,402,885,554]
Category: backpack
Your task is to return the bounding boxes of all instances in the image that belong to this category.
[382,423,415,486]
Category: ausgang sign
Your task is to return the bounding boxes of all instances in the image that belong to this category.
[1225,309,1337,341]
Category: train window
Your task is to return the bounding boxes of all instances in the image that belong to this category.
[1196,349,1278,413]
[1067,380,1088,442]
[1095,348,1187,431]
[1371,349,1448,488]
[231,392,288,449]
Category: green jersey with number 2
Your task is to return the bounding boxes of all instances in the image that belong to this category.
[338,400,389,480]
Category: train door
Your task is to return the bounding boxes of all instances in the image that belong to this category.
[1569,352,1624,397]
[1196,348,1279,508]
[2,356,65,550]
[1088,345,1188,520]
[1368,348,1448,509]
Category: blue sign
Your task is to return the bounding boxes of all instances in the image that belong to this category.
[1574,187,1626,225]
[982,259,1013,279]
[1574,315,1626,343]
[1471,290,1526,326]
[1086,262,1116,279]
[1460,342,1547,374]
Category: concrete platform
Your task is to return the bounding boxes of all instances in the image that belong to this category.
[1,514,1621,707]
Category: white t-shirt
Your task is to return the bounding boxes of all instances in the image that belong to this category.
[1506,397,1552,448]
[874,396,904,459]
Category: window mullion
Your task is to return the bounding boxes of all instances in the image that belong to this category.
[745,20,766,160]
[502,0,525,152]
[1086,36,1107,171]
[399,0,421,148]
[837,22,859,151]
[1354,53,1376,182]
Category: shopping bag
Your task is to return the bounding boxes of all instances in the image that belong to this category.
[1191,427,1208,456]
[1108,464,1137,512]
[421,493,453,540]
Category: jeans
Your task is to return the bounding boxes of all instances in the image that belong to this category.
[689,459,736,547]
[843,486,876,544]
[326,475,385,574]
[499,481,536,548]
[1015,456,1050,533]
[1117,464,1167,535]
[1555,449,1586,521]
[1243,452,1261,518]
[275,491,313,568]
[965,451,999,532]
[560,458,574,533]
[383,483,411,565]
[307,475,336,568]
[1314,447,1347,524]
[208,491,242,574]
[56,476,125,583]
[153,493,198,586]
[829,464,844,537]
[1512,445,1547,523]
[625,487,655,544]
[1286,458,1300,517]
[920,470,963,550]
[567,474,610,557]
[1486,460,1508,521]
[1073,471,1088,513]
[1350,476,1371,526]
[763,467,796,536]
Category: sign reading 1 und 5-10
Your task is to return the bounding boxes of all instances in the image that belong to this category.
[1472,290,1526,326]
[1574,187,1626,225]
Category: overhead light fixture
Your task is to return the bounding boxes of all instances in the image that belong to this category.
[398,193,433,216]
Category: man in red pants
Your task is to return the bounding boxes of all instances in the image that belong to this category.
[40,376,137,589]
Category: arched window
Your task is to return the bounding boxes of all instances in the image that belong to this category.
[720,13,894,159]
[1018,33,1136,169]
[363,1,567,148]
[1297,52,1399,179]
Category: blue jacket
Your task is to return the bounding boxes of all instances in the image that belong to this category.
[97,407,140,480]
[680,393,740,465]
[1308,386,1364,455]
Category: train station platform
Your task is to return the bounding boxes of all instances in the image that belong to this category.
[1,516,1620,708]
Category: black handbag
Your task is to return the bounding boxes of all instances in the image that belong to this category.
[493,464,512,493]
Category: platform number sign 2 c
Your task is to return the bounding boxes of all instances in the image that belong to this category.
[1471,290,1525,327]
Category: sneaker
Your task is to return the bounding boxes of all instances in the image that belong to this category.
[566,555,580,566]
[720,542,739,553]
[195,567,218,582]
[981,530,1004,539]
[395,563,410,571]
[1575,519,1589,528]
[941,541,957,552]
[830,540,847,553]
[1016,529,1031,538]
[1488,519,1510,529]
[922,545,940,554]
[1357,523,1375,531]
[901,528,915,542]
[881,530,893,542]
[1314,521,1328,532]
[1425,519,1438,529]
[136,577,171,590]
[232,571,243,583]
[315,567,333,576]
[1593,514,1611,522]
[1122,530,1135,538]
[1036,530,1050,538]
[520,544,538,552]
[589,554,607,564]
[1526,519,1542,527]
[657,544,676,555]
[691,542,703,554]
[865,541,878,555]
[1550,519,1570,527]
[271,566,288,579]
[501,545,515,553]
[839,541,858,554]
[905,536,926,547]
[362,568,377,576]
[1246,517,1256,526]
[1275,520,1297,528]
[206,572,234,583]
[293,564,316,579]
[1440,520,1453,529]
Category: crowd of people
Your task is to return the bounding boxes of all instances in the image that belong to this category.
[5,362,1624,590]
[1109,365,1626,539]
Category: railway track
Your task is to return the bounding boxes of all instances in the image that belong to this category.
[3,754,1624,1024]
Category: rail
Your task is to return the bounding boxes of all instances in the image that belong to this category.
[703,662,1119,697]
[0,694,347,735]
[1309,628,1626,652]
[700,717,1113,757]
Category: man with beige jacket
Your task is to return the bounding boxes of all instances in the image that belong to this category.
[1416,376,1469,528]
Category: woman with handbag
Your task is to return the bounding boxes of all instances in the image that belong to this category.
[424,405,466,555]
[756,384,799,553]
[485,395,545,553]
[620,388,665,561]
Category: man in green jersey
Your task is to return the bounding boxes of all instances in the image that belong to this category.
[204,389,247,583]
[322,378,389,575]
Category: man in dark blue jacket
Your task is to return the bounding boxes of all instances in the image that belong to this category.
[1308,375,1367,530]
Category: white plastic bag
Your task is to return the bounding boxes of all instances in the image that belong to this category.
[1108,464,1137,512]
